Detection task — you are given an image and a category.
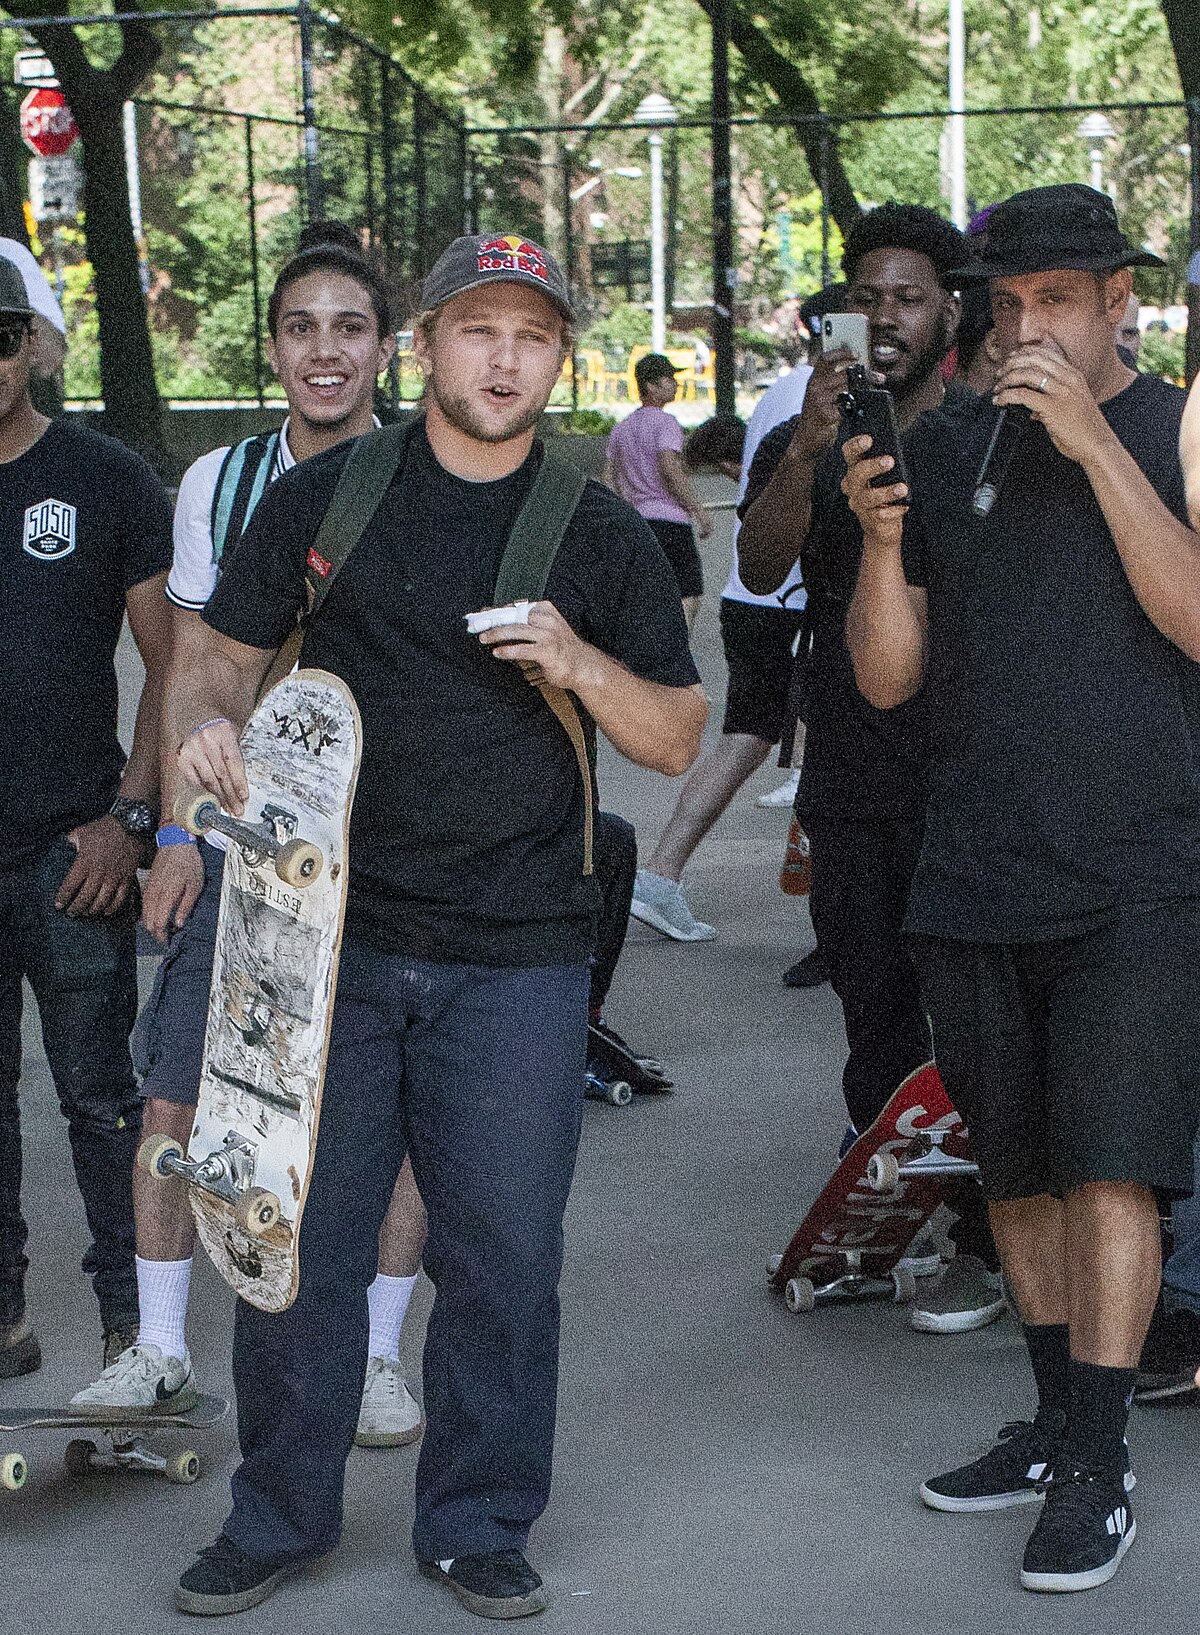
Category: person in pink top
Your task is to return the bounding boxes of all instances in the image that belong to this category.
[603,352,712,628]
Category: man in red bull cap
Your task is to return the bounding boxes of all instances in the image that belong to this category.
[167,230,706,1620]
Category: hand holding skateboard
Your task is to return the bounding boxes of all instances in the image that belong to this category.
[178,716,249,817]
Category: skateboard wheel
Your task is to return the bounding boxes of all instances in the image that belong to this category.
[1,1451,28,1491]
[138,1134,185,1179]
[892,1265,917,1304]
[176,787,219,838]
[784,1277,815,1314]
[234,1187,282,1238]
[167,1449,201,1485]
[275,839,323,889]
[766,1253,783,1279]
[867,1152,901,1193]
[64,1439,97,1479]
[606,1079,633,1106]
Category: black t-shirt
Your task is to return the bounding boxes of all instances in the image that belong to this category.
[0,420,172,868]
[203,424,699,966]
[902,370,1200,941]
[739,395,979,826]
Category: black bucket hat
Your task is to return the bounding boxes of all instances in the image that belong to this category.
[945,184,1163,285]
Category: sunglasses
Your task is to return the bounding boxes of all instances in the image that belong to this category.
[0,321,31,360]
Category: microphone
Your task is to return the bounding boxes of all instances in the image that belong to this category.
[972,404,1031,518]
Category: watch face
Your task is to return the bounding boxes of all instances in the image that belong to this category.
[112,799,155,835]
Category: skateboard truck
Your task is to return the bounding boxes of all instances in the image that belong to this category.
[866,1130,981,1194]
[138,1130,283,1238]
[774,1248,919,1314]
[175,789,324,889]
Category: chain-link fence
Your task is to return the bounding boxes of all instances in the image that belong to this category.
[467,99,1198,414]
[4,5,465,405]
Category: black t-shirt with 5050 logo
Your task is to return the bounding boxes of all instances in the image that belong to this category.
[0,420,173,868]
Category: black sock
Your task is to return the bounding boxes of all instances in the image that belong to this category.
[1065,1359,1137,1477]
[1023,1322,1071,1433]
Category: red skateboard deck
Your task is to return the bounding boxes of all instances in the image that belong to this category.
[770,1061,976,1311]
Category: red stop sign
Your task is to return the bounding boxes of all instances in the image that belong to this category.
[20,87,79,158]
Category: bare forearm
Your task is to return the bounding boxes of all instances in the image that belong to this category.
[1181,381,1200,529]
[846,539,928,708]
[1082,433,1200,662]
[572,653,707,775]
[660,461,704,523]
[121,665,164,805]
[737,451,817,595]
[165,642,266,765]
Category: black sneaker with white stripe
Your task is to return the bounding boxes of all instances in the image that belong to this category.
[1021,1464,1136,1592]
[920,1418,1058,1512]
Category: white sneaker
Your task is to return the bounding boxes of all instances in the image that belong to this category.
[70,1342,198,1415]
[756,771,800,808]
[629,870,717,942]
[356,1355,423,1448]
[911,1253,1008,1333]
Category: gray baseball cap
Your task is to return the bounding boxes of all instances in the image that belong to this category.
[0,256,34,319]
[421,233,574,322]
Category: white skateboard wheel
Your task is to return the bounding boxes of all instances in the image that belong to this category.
[464,601,535,634]
[784,1277,816,1314]
[868,1152,901,1193]
[1,1451,28,1490]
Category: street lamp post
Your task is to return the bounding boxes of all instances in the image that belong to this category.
[1077,111,1115,196]
[946,0,967,229]
[634,93,677,354]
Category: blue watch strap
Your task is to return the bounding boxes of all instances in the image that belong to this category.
[156,824,196,849]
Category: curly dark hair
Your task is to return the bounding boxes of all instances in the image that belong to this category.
[267,220,391,339]
[684,414,745,471]
[842,203,968,286]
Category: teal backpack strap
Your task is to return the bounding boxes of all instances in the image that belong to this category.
[210,432,278,565]
[492,448,593,875]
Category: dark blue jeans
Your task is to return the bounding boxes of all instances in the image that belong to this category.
[0,836,141,1332]
[223,940,588,1567]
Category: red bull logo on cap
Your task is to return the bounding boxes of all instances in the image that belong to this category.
[476,234,549,282]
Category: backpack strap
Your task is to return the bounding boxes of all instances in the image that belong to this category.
[492,449,593,875]
[259,417,420,695]
[210,432,279,566]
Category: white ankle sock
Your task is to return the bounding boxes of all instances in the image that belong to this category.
[134,1255,192,1359]
[367,1273,417,1362]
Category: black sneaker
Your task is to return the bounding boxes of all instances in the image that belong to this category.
[921,1418,1059,1512]
[1135,1304,1200,1403]
[1021,1464,1135,1592]
[0,1315,41,1379]
[418,1550,548,1620]
[103,1322,139,1369]
[782,948,831,989]
[175,1536,305,1616]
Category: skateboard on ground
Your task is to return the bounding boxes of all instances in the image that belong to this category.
[768,1061,978,1313]
[140,669,361,1313]
[584,1019,673,1107]
[0,1395,228,1493]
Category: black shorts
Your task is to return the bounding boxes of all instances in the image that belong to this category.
[646,518,704,600]
[910,902,1200,1202]
[718,598,805,743]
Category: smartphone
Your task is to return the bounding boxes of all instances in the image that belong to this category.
[840,383,909,490]
[821,311,871,370]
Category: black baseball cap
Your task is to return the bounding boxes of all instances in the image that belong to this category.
[0,256,34,320]
[946,184,1163,285]
[799,282,847,331]
[421,233,573,322]
[634,352,683,388]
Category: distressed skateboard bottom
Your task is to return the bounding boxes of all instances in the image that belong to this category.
[191,1188,296,1312]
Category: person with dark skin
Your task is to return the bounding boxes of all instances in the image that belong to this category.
[0,253,173,1377]
[843,183,1200,1593]
[737,205,1002,1331]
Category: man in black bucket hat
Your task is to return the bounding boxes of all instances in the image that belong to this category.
[840,183,1200,1593]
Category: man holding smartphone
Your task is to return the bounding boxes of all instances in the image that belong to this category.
[738,204,1001,1329]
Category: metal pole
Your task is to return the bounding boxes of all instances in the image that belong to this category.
[414,91,428,279]
[711,0,736,416]
[562,143,577,413]
[1188,97,1200,386]
[380,57,395,279]
[648,129,666,352]
[459,118,471,235]
[296,0,323,220]
[818,117,831,288]
[122,100,150,293]
[665,127,679,316]
[1089,145,1104,194]
[244,115,265,407]
[947,0,967,229]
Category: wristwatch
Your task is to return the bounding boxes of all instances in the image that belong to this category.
[109,796,157,838]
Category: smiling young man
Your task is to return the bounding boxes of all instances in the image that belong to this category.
[843,184,1200,1592]
[0,254,173,1376]
[70,225,430,1451]
[165,233,705,1619]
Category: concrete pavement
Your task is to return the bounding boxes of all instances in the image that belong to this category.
[2,494,1196,1633]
